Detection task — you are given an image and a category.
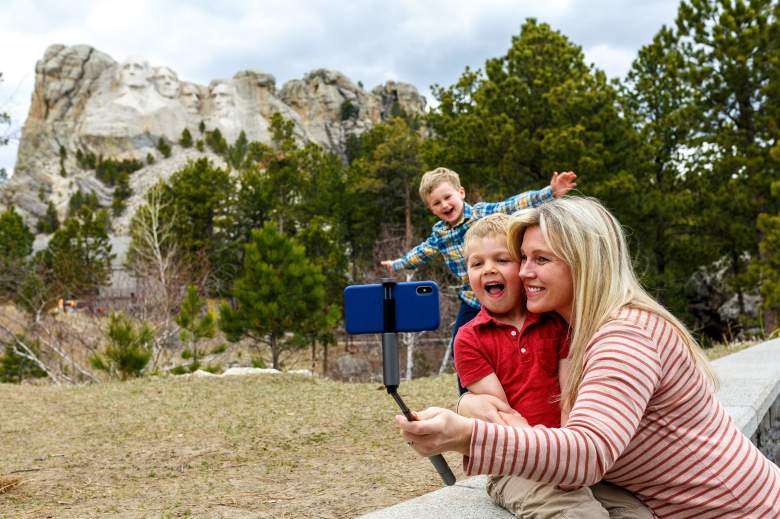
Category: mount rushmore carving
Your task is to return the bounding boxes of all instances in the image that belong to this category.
[4,44,426,229]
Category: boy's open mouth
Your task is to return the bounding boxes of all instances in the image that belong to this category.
[485,281,504,295]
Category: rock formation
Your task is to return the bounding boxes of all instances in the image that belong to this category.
[3,44,426,230]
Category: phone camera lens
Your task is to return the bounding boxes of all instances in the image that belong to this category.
[417,286,432,294]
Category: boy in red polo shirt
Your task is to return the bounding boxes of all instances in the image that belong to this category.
[455,213,651,518]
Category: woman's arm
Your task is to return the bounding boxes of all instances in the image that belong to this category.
[398,323,662,487]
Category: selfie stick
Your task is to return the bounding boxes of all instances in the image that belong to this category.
[381,279,456,486]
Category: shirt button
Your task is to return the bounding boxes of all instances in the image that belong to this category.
[511,330,517,336]
[521,348,527,354]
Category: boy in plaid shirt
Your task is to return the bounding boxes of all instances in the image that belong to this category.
[381,167,576,393]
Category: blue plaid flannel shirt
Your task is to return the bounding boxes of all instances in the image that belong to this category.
[391,186,554,309]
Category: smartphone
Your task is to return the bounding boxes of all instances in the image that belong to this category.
[344,281,440,334]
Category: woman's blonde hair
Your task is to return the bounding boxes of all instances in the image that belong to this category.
[508,197,718,412]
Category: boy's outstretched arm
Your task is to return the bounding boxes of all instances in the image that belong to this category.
[380,236,439,273]
[550,171,577,198]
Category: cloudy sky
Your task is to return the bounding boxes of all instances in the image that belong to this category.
[0,0,681,175]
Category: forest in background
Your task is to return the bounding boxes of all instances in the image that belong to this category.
[0,0,779,384]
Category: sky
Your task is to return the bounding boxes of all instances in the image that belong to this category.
[0,0,682,175]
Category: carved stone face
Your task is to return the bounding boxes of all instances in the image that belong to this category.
[210,82,234,115]
[119,56,150,88]
[152,67,179,98]
[180,83,202,114]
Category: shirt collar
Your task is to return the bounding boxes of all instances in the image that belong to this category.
[435,202,474,231]
[472,306,542,331]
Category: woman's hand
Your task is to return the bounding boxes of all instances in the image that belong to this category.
[396,407,473,456]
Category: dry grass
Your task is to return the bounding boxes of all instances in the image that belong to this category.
[0,340,757,518]
[704,340,756,361]
[0,372,464,518]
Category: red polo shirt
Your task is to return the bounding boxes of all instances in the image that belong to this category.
[454,309,570,428]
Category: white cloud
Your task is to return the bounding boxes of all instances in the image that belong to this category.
[0,0,680,174]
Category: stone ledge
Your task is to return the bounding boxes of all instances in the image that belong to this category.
[358,338,780,519]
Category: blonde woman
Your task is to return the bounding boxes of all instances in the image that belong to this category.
[397,197,780,517]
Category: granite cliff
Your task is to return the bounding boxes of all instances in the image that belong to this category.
[2,44,426,231]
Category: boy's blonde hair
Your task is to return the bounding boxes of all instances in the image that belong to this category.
[507,197,718,413]
[463,213,511,260]
[418,167,462,203]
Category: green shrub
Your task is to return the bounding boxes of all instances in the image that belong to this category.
[180,128,193,148]
[0,341,47,383]
[156,137,172,159]
[251,356,266,369]
[181,348,192,359]
[170,365,189,375]
[203,363,223,374]
[90,313,153,380]
[211,344,227,354]
[340,100,358,121]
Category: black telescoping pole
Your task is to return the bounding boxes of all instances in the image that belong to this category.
[381,279,455,486]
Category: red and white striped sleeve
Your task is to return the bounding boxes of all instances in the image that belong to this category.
[465,320,662,487]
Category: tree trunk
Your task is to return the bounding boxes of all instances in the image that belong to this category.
[323,342,328,376]
[310,338,317,372]
[271,334,280,369]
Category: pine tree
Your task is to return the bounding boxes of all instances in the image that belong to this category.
[40,206,114,299]
[676,0,779,331]
[175,286,216,371]
[90,313,153,380]
[0,209,35,301]
[36,201,60,234]
[219,223,326,369]
[180,128,193,148]
[157,137,172,158]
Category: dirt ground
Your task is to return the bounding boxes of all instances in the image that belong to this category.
[0,372,465,518]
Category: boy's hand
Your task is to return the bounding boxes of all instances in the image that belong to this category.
[457,393,512,423]
[498,410,530,428]
[380,260,394,273]
[550,171,577,197]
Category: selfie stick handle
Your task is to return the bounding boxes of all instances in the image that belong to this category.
[382,279,456,487]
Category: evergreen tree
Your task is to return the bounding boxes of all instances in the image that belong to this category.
[219,223,325,369]
[206,128,228,156]
[90,313,153,380]
[228,130,248,169]
[36,201,60,234]
[67,190,100,217]
[112,172,132,216]
[676,0,779,331]
[348,117,427,256]
[427,19,638,204]
[175,286,216,371]
[0,340,46,383]
[621,26,708,317]
[39,206,114,299]
[157,137,172,158]
[180,128,193,148]
[0,208,34,301]
[165,158,239,290]
[296,217,346,374]
[0,208,34,261]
